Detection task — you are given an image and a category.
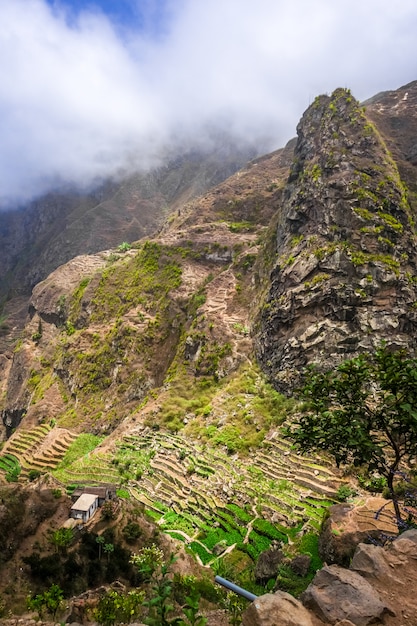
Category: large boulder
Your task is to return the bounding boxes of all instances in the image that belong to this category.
[289,554,311,577]
[319,498,398,566]
[300,565,394,625]
[242,591,313,626]
[349,542,392,580]
[254,545,285,583]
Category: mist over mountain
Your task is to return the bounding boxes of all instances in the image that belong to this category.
[0,139,256,303]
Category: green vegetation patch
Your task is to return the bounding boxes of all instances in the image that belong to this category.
[188,542,212,565]
[226,504,254,524]
[69,277,91,320]
[251,518,288,543]
[166,531,187,542]
[116,488,130,499]
[145,509,165,522]
[90,241,183,321]
[0,454,21,482]
[198,527,243,552]
[193,363,296,453]
[53,434,104,471]
[247,530,271,554]
[112,442,155,481]
[226,221,256,233]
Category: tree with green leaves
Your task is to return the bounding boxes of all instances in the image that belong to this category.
[104,542,114,562]
[130,543,164,581]
[27,583,64,619]
[49,527,74,555]
[96,535,105,560]
[285,344,417,527]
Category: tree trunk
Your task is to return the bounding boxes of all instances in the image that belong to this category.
[387,468,402,530]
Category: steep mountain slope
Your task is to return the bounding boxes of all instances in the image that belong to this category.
[2,81,417,490]
[364,79,417,203]
[0,140,294,436]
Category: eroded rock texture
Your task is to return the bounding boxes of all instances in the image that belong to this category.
[256,87,417,390]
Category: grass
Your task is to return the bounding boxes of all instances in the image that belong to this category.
[89,241,183,322]
[112,444,155,479]
[54,434,104,470]
[251,518,288,542]
[160,511,200,535]
[199,527,242,551]
[247,530,271,554]
[177,362,298,453]
[0,454,21,482]
[116,488,130,499]
[145,509,165,522]
[226,504,254,523]
[188,542,212,565]
[297,532,322,571]
[53,446,119,485]
[273,532,323,597]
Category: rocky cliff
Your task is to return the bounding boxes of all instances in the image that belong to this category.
[242,530,417,626]
[255,86,417,390]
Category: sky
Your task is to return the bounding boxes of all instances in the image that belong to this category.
[1,0,416,208]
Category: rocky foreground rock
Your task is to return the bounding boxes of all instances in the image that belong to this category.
[242,530,417,626]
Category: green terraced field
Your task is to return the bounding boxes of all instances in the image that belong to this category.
[0,453,21,482]
[2,423,339,571]
[82,428,339,566]
[0,424,80,482]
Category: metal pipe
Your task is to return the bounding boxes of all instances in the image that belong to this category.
[214,575,258,602]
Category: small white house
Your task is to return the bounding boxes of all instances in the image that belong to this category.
[70,493,99,523]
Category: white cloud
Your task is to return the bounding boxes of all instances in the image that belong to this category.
[0,0,416,206]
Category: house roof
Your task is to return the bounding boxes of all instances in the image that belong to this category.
[82,487,110,498]
[71,493,98,512]
[72,486,115,500]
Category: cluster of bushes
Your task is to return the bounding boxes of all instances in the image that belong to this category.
[23,528,137,597]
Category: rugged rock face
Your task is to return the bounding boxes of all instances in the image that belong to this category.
[364,80,417,203]
[301,565,394,625]
[318,498,398,566]
[256,87,417,390]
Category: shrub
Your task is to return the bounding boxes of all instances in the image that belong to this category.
[122,522,142,544]
[117,242,132,252]
[29,469,41,481]
[101,501,117,520]
[336,485,357,501]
